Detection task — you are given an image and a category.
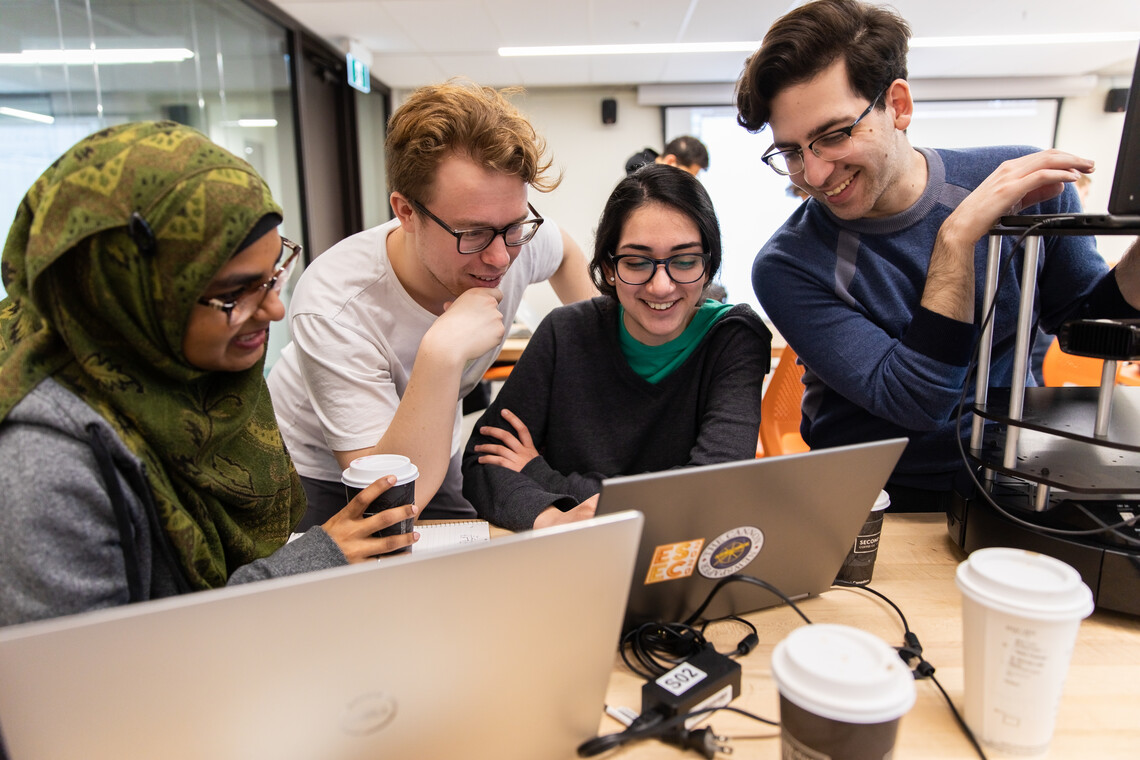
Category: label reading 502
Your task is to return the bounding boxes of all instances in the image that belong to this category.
[656,662,708,696]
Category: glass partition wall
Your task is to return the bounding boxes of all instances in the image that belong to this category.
[0,0,303,308]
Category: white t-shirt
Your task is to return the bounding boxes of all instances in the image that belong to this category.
[267,217,564,492]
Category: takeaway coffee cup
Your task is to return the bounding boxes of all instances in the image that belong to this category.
[835,489,891,586]
[342,454,418,553]
[771,623,916,760]
[955,547,1093,757]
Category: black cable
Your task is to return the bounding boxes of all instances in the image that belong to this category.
[615,574,806,680]
[609,579,991,757]
[598,577,800,756]
[833,580,909,628]
[620,622,708,679]
[578,704,777,757]
[837,583,988,760]
[1073,502,1140,548]
[700,615,760,657]
[682,574,813,627]
[929,671,989,760]
[953,221,1140,543]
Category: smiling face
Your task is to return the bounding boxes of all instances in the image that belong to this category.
[392,152,530,309]
[767,60,921,220]
[182,229,286,372]
[609,203,708,346]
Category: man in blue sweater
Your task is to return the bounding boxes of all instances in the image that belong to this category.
[738,0,1140,511]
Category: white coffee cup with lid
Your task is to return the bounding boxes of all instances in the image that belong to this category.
[956,547,1093,757]
[341,454,418,491]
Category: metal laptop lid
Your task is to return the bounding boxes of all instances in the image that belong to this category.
[596,439,907,631]
[0,511,643,760]
[1107,44,1140,216]
[1000,43,1140,230]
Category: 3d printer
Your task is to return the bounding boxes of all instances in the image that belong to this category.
[947,226,1140,617]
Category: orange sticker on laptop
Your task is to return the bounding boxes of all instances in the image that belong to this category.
[644,539,706,585]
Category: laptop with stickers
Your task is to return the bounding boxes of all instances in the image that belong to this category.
[0,511,643,760]
[595,439,907,631]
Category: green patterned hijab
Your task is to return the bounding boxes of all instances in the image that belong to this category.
[0,121,305,590]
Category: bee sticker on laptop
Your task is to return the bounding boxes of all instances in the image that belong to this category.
[644,538,705,584]
[697,527,764,579]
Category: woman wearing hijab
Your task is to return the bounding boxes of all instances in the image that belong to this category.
[0,121,415,627]
[461,164,771,530]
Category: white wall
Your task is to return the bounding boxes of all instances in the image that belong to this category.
[509,87,663,319]
[390,79,1131,324]
[517,80,1130,321]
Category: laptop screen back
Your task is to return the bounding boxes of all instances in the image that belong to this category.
[1107,44,1140,216]
[596,439,906,631]
[0,512,643,760]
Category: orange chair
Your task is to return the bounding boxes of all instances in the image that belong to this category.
[481,364,515,382]
[759,345,810,457]
[1040,337,1138,387]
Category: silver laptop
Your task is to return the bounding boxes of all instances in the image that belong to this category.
[596,439,907,630]
[1001,43,1140,231]
[0,511,643,760]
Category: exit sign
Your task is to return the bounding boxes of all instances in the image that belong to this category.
[346,52,371,94]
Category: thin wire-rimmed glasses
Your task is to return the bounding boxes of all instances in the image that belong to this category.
[610,253,710,285]
[197,238,301,324]
[761,88,887,176]
[410,199,544,254]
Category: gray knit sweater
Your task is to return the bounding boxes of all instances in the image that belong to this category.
[462,298,772,529]
[0,378,346,628]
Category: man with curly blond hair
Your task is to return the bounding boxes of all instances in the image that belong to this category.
[268,80,595,525]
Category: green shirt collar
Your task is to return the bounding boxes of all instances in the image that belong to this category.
[618,299,733,383]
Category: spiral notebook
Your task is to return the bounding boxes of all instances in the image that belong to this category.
[412,520,490,552]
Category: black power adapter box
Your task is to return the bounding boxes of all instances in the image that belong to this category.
[641,647,742,724]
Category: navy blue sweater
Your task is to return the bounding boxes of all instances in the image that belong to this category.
[753,146,1136,491]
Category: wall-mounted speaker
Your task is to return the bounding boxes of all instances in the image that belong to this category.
[1105,88,1129,113]
[601,98,617,125]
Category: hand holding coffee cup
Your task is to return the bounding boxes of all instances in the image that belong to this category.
[340,454,420,556]
[322,475,418,561]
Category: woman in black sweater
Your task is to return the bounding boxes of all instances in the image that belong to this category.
[462,165,771,530]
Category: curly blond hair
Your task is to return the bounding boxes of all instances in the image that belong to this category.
[385,78,560,203]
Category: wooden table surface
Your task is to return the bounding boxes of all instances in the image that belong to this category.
[596,513,1140,758]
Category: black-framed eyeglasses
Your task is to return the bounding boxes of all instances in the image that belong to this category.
[610,253,710,285]
[761,88,887,176]
[410,199,544,254]
[197,238,301,324]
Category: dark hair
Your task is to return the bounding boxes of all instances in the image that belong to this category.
[624,147,659,175]
[663,136,710,170]
[735,0,910,133]
[589,164,722,299]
